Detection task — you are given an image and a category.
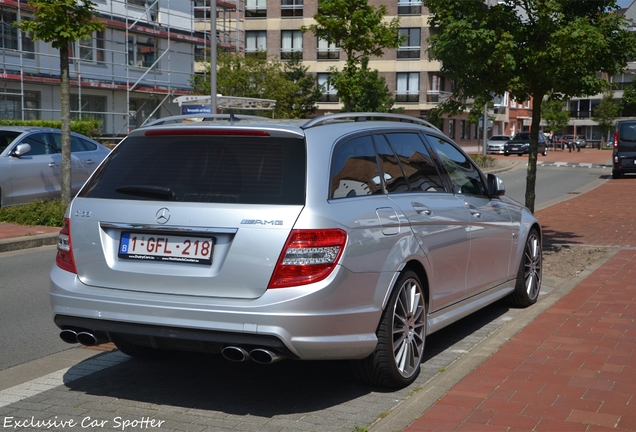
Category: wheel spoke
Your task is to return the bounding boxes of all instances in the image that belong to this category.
[391,277,426,378]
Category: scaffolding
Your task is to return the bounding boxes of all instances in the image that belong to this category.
[0,0,245,139]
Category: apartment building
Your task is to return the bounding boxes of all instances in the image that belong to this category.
[0,0,207,138]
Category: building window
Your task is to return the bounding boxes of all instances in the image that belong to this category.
[459,120,470,139]
[396,72,419,103]
[127,0,146,6]
[71,94,106,132]
[282,0,303,17]
[128,34,158,69]
[1,12,35,59]
[193,1,212,19]
[318,73,338,102]
[246,31,267,54]
[398,0,422,15]
[0,91,40,120]
[317,37,339,60]
[427,74,445,103]
[398,28,420,59]
[73,31,105,64]
[448,119,455,139]
[281,30,302,60]
[246,0,267,18]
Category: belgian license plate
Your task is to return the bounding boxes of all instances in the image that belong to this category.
[511,146,519,151]
[118,232,214,265]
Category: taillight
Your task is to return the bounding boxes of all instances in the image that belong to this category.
[268,229,347,288]
[55,217,77,274]
[614,131,619,149]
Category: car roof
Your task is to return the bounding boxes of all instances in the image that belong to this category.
[0,126,59,133]
[129,113,442,138]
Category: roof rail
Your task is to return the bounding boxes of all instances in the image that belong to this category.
[301,112,441,131]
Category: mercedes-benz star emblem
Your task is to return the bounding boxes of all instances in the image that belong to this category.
[155,208,170,224]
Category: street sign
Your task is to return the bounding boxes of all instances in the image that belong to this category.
[479,116,494,131]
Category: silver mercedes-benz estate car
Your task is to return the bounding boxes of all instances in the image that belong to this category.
[50,113,542,388]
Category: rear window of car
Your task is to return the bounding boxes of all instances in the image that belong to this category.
[618,122,636,150]
[511,133,531,140]
[490,136,509,141]
[79,135,306,205]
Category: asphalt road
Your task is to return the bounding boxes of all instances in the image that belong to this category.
[0,245,70,371]
[497,163,608,209]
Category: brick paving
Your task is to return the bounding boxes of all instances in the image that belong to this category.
[404,150,636,431]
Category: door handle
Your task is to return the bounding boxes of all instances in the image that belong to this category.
[411,202,432,215]
[48,162,58,167]
[465,203,481,218]
[84,159,95,165]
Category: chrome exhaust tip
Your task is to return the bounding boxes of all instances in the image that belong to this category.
[59,329,78,344]
[250,348,284,364]
[221,346,250,362]
[76,331,99,346]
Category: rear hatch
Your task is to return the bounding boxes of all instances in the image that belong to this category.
[69,127,307,299]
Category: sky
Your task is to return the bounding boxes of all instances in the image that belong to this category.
[618,0,634,8]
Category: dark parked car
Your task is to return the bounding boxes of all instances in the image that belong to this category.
[612,120,636,178]
[503,132,548,156]
[0,126,110,206]
[561,134,586,151]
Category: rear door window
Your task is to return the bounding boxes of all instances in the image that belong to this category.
[330,135,382,199]
[383,133,445,193]
[618,122,636,151]
[80,135,306,205]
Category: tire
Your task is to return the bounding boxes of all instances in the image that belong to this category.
[353,270,426,388]
[517,153,523,157]
[506,229,542,308]
[612,170,621,179]
[114,339,170,360]
[542,147,547,156]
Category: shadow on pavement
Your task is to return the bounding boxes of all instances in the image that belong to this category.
[61,301,512,418]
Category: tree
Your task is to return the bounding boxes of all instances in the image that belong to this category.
[281,59,323,119]
[17,0,104,206]
[592,91,619,145]
[542,94,571,135]
[302,0,401,112]
[425,0,636,212]
[620,83,636,117]
[190,52,319,119]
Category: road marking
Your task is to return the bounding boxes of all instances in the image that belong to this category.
[0,352,127,408]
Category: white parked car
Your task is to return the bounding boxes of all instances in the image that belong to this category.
[487,135,511,154]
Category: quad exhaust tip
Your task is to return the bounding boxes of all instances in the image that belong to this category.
[221,346,285,364]
[59,329,104,346]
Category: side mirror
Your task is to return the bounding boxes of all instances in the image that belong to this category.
[10,143,31,157]
[487,173,505,197]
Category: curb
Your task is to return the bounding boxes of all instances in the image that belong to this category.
[0,232,58,253]
[370,246,621,431]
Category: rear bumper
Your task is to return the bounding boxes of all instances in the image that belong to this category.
[50,265,384,360]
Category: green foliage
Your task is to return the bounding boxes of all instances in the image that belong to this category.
[470,154,497,169]
[281,59,323,118]
[424,0,636,212]
[190,52,320,119]
[0,119,102,139]
[302,0,401,112]
[0,199,65,227]
[592,91,619,143]
[15,0,105,49]
[331,58,395,113]
[620,84,636,117]
[542,94,570,133]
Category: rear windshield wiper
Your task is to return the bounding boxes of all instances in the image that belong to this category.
[115,185,177,201]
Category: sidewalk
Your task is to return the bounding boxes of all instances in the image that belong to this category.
[403,152,636,430]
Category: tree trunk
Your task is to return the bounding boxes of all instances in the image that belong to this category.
[525,93,545,214]
[60,46,72,206]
